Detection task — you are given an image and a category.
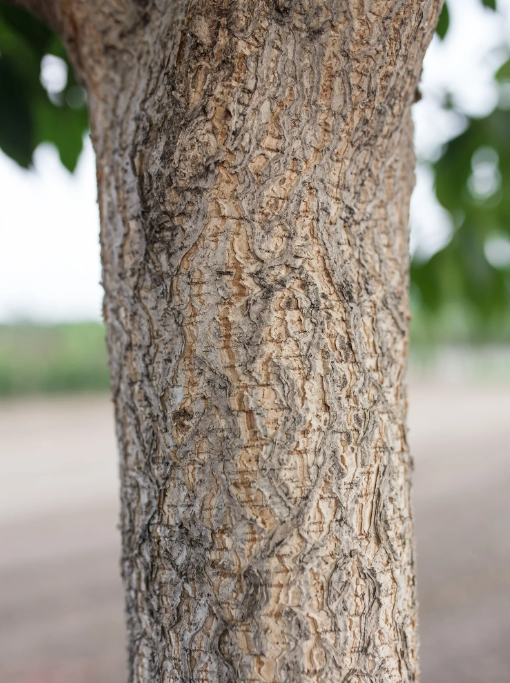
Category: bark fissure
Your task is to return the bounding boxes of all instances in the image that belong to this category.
[19,0,442,680]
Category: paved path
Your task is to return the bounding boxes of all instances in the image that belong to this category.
[410,383,510,683]
[0,384,509,682]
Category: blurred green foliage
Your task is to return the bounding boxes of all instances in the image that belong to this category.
[435,3,450,40]
[412,110,510,333]
[0,322,110,395]
[412,0,510,342]
[0,4,88,170]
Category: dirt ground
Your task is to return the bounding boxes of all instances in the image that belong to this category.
[1,382,509,683]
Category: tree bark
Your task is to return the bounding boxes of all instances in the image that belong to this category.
[24,0,441,680]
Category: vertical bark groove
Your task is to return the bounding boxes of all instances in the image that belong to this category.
[79,1,441,680]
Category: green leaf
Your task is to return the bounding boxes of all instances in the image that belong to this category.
[0,57,33,167]
[0,4,53,54]
[436,3,449,40]
[482,0,497,9]
[496,58,510,83]
[34,99,88,171]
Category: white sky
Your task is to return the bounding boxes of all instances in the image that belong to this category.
[0,0,508,322]
[0,139,102,321]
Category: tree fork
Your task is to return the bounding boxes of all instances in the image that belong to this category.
[11,0,442,680]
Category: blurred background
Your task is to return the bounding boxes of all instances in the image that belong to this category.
[0,0,509,681]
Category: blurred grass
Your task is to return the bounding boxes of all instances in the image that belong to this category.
[0,322,110,396]
[409,301,510,383]
[410,299,510,348]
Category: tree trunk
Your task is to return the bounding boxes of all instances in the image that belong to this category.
[29,0,441,680]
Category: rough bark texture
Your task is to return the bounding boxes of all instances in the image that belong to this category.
[29,0,441,680]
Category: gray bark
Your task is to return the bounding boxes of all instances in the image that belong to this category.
[18,0,441,680]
